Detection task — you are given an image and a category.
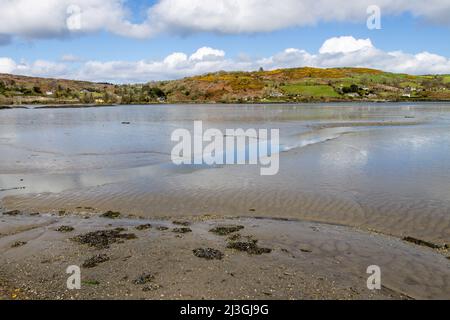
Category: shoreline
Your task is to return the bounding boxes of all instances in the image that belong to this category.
[1,209,449,300]
[2,100,450,110]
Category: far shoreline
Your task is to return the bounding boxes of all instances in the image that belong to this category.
[2,99,450,110]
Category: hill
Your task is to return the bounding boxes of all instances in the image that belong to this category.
[1,67,450,106]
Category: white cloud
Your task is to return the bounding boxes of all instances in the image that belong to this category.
[0,58,68,78]
[2,38,450,83]
[147,0,450,35]
[319,36,373,54]
[189,47,225,61]
[0,0,155,40]
[1,0,450,41]
[0,58,17,74]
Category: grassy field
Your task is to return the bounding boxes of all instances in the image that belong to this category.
[281,84,340,98]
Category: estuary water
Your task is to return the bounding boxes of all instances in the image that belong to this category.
[1,103,450,243]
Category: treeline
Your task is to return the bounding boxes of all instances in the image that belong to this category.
[0,78,168,105]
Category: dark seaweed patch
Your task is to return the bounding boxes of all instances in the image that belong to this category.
[72,229,137,249]
[3,210,21,216]
[133,273,155,285]
[227,240,271,255]
[82,254,110,268]
[56,226,75,233]
[210,225,244,236]
[101,211,121,219]
[135,224,152,231]
[172,227,192,234]
[403,237,442,249]
[173,221,191,226]
[193,248,224,260]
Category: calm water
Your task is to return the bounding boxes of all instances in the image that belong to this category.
[1,103,450,243]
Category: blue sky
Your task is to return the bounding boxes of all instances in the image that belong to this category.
[1,0,450,83]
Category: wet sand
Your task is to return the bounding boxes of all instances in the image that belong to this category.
[1,210,449,300]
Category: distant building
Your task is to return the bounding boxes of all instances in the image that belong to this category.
[46,91,53,96]
[269,91,284,98]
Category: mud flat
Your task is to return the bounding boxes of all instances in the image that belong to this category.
[0,210,449,300]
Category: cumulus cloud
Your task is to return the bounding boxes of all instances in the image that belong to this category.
[0,0,155,40]
[0,58,68,78]
[319,36,373,54]
[0,0,450,42]
[147,0,450,35]
[0,58,17,74]
[2,38,450,83]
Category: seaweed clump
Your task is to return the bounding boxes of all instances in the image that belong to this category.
[403,237,442,249]
[72,228,137,249]
[193,248,224,260]
[135,224,152,231]
[172,227,192,234]
[101,211,121,219]
[56,226,75,233]
[227,240,271,255]
[210,225,244,236]
[82,254,110,268]
[3,210,21,216]
[133,273,155,285]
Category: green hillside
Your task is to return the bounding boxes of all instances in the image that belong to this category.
[1,67,450,106]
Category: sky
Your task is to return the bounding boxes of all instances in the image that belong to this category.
[0,0,450,83]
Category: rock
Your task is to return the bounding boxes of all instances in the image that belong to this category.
[135,224,152,231]
[210,225,245,236]
[157,226,169,231]
[193,248,224,260]
[133,273,155,285]
[172,227,192,234]
[71,229,137,249]
[56,226,75,233]
[227,240,271,255]
[101,211,121,219]
[82,254,110,268]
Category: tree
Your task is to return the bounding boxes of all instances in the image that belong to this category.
[82,92,94,104]
[342,84,360,94]
[33,86,42,94]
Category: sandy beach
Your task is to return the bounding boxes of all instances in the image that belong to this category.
[1,209,449,300]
